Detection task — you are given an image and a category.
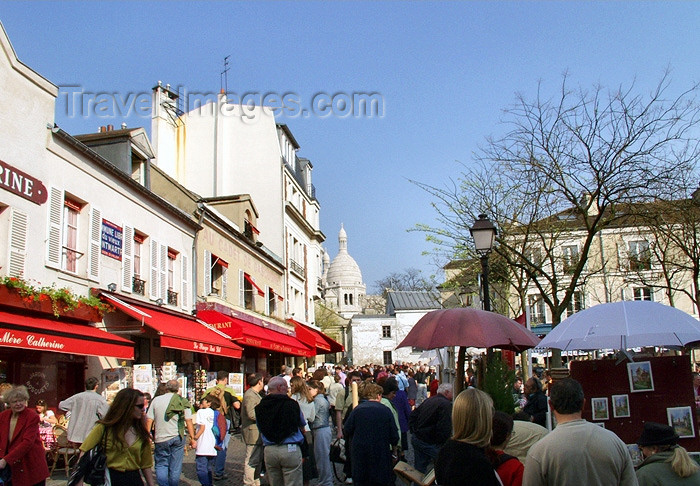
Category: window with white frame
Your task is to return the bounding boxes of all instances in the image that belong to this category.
[62,198,82,273]
[633,287,653,301]
[132,233,146,295]
[566,291,584,317]
[267,288,277,317]
[167,249,178,306]
[382,325,391,338]
[562,245,579,274]
[629,240,652,271]
[528,294,546,325]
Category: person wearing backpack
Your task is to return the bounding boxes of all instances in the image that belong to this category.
[204,371,241,481]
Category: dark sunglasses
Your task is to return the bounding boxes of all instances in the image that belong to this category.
[135,403,145,409]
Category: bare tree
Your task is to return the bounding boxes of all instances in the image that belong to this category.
[416,73,700,368]
[373,267,436,296]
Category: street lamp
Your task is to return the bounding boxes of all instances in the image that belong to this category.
[453,214,496,394]
[470,213,497,314]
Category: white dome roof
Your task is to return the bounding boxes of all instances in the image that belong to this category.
[326,225,363,286]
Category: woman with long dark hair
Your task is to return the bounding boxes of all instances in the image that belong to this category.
[78,388,154,486]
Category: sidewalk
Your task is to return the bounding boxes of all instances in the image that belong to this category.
[47,432,413,486]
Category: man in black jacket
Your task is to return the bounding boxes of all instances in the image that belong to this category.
[408,383,453,473]
[522,377,548,427]
[255,376,306,486]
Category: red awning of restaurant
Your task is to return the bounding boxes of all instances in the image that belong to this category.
[0,310,134,359]
[289,319,344,354]
[198,310,314,357]
[102,295,243,359]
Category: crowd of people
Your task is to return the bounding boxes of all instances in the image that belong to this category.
[1,361,700,486]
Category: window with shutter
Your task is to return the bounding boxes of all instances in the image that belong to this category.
[87,207,101,281]
[150,239,159,299]
[8,208,28,277]
[203,250,212,296]
[159,244,167,300]
[181,253,189,311]
[62,198,81,273]
[46,187,63,268]
[122,225,133,292]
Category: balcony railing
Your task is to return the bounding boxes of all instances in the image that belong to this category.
[290,259,305,278]
[133,276,146,296]
[167,289,178,306]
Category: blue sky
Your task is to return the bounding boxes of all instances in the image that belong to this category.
[2,2,699,291]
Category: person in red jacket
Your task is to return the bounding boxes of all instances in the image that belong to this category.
[0,385,50,486]
[487,411,524,486]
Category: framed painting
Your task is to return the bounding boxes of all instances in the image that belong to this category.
[627,361,654,392]
[667,406,695,439]
[612,394,630,418]
[592,397,609,420]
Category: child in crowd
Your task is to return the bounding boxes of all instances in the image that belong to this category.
[194,395,223,486]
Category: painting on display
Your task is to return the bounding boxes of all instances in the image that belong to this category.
[627,361,654,392]
[667,406,695,439]
[612,394,631,418]
[591,397,609,420]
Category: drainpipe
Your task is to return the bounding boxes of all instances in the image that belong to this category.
[192,202,207,313]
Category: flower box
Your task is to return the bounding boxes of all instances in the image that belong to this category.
[0,284,103,322]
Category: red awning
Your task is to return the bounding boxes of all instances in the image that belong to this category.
[0,310,134,359]
[198,310,314,357]
[102,295,243,359]
[290,319,344,354]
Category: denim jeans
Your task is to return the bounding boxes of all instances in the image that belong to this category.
[196,455,216,486]
[214,419,231,476]
[411,435,441,474]
[154,435,186,486]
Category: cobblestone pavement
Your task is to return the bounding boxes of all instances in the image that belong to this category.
[47,432,415,486]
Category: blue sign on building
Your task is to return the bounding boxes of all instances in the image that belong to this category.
[101,219,123,260]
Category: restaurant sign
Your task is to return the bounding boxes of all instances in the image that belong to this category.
[101,219,123,260]
[0,159,48,205]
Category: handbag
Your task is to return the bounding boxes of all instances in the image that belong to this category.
[329,437,345,464]
[67,428,107,486]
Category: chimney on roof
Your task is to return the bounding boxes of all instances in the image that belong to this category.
[121,122,127,129]
[692,185,700,205]
[107,124,114,131]
[99,126,107,133]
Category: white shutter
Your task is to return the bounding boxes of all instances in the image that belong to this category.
[87,207,101,281]
[617,242,629,271]
[203,250,212,296]
[46,187,63,268]
[221,266,228,300]
[239,269,245,306]
[181,253,189,311]
[264,286,270,315]
[121,226,133,292]
[8,209,28,277]
[159,244,167,300]
[150,239,159,299]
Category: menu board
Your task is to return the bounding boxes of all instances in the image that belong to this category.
[229,372,244,399]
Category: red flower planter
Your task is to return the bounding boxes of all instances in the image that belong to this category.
[0,284,103,322]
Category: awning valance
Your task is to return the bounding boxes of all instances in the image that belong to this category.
[198,310,313,357]
[0,310,134,359]
[101,294,243,359]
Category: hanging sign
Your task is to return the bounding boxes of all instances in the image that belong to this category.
[0,159,48,205]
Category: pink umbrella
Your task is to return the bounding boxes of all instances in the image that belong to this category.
[397,308,541,352]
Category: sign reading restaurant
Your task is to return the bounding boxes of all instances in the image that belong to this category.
[0,159,48,205]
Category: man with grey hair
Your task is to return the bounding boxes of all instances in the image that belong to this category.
[255,376,306,485]
[523,378,637,486]
[58,376,108,445]
[408,383,453,473]
[146,379,196,486]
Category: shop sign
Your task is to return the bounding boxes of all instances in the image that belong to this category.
[192,341,222,353]
[101,219,123,260]
[0,330,66,350]
[0,159,48,205]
